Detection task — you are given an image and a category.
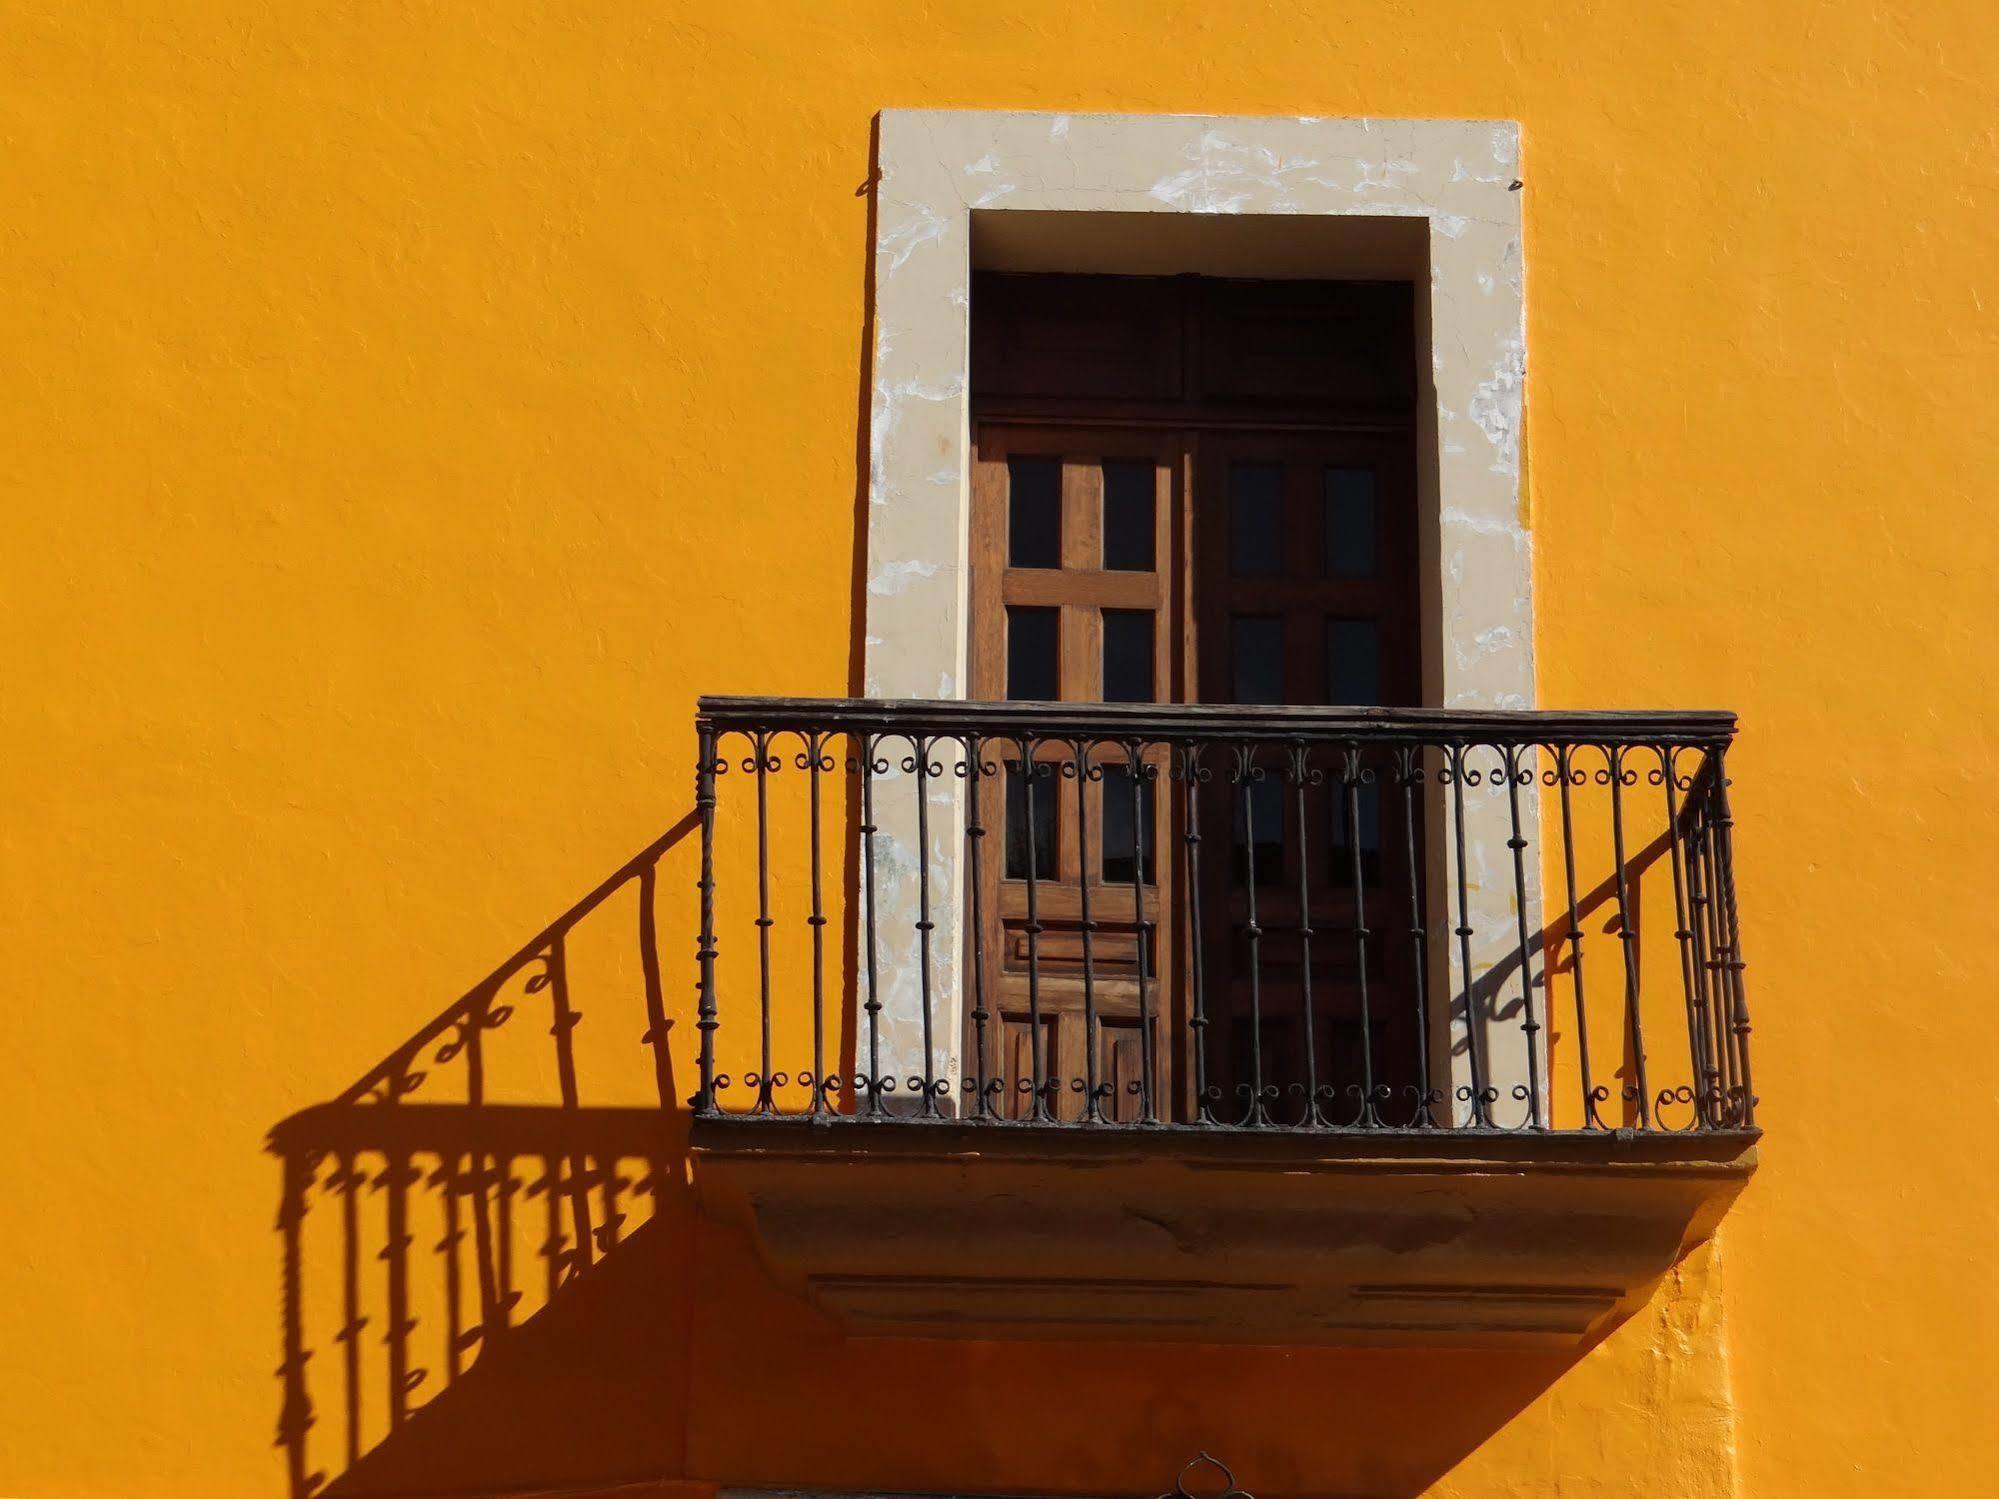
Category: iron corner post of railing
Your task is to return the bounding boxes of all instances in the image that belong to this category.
[1710,745,1756,1129]
[692,717,720,1115]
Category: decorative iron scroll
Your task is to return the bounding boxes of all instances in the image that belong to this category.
[1161,1453,1253,1499]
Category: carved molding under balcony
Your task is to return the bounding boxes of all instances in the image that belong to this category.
[691,1121,1756,1349]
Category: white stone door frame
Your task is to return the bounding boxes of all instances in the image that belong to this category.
[858,110,1539,1122]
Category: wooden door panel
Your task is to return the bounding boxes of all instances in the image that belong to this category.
[1197,278,1418,416]
[1192,431,1424,1125]
[969,424,1179,1119]
[971,273,1185,404]
[996,1011,1055,1121]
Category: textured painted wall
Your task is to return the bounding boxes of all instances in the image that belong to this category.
[3,3,1995,1498]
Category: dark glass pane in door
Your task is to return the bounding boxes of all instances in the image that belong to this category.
[1007,606,1060,699]
[1007,456,1062,568]
[1231,615,1284,705]
[1325,618,1381,705]
[1229,463,1283,577]
[1102,460,1155,571]
[1324,467,1377,578]
[1004,763,1057,880]
[1100,763,1155,884]
[1329,780,1383,887]
[1102,609,1155,703]
[1232,775,1285,885]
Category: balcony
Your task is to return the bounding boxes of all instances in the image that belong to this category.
[687,696,1758,1347]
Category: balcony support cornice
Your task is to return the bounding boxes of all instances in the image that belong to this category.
[691,1119,1756,1348]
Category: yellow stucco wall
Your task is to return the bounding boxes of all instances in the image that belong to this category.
[4,3,1996,1497]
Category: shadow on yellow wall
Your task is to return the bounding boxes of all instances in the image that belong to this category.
[262,804,1655,1499]
[267,814,700,1499]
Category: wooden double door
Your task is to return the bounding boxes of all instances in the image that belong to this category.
[964,271,1428,1125]
[967,422,1427,1123]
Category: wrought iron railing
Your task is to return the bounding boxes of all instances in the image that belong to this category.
[692,697,1754,1135]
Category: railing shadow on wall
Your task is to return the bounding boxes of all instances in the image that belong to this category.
[1461,820,1675,1118]
[267,814,706,1499]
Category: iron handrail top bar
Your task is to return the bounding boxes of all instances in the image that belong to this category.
[696,696,1737,745]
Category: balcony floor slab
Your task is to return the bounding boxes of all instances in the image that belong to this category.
[689,1118,1757,1348]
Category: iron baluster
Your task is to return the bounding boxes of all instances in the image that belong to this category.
[1237,743,1271,1126]
[1606,743,1653,1129]
[859,733,883,1116]
[1397,744,1436,1127]
[965,733,993,1120]
[1074,737,1104,1122]
[1344,742,1381,1127]
[1020,736,1050,1122]
[912,734,939,1116]
[752,729,774,1114]
[805,732,828,1116]
[1553,743,1605,1129]
[1503,743,1543,1129]
[1448,742,1493,1127]
[1289,742,1321,1126]
[1182,742,1215,1125]
[1128,738,1157,1124]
